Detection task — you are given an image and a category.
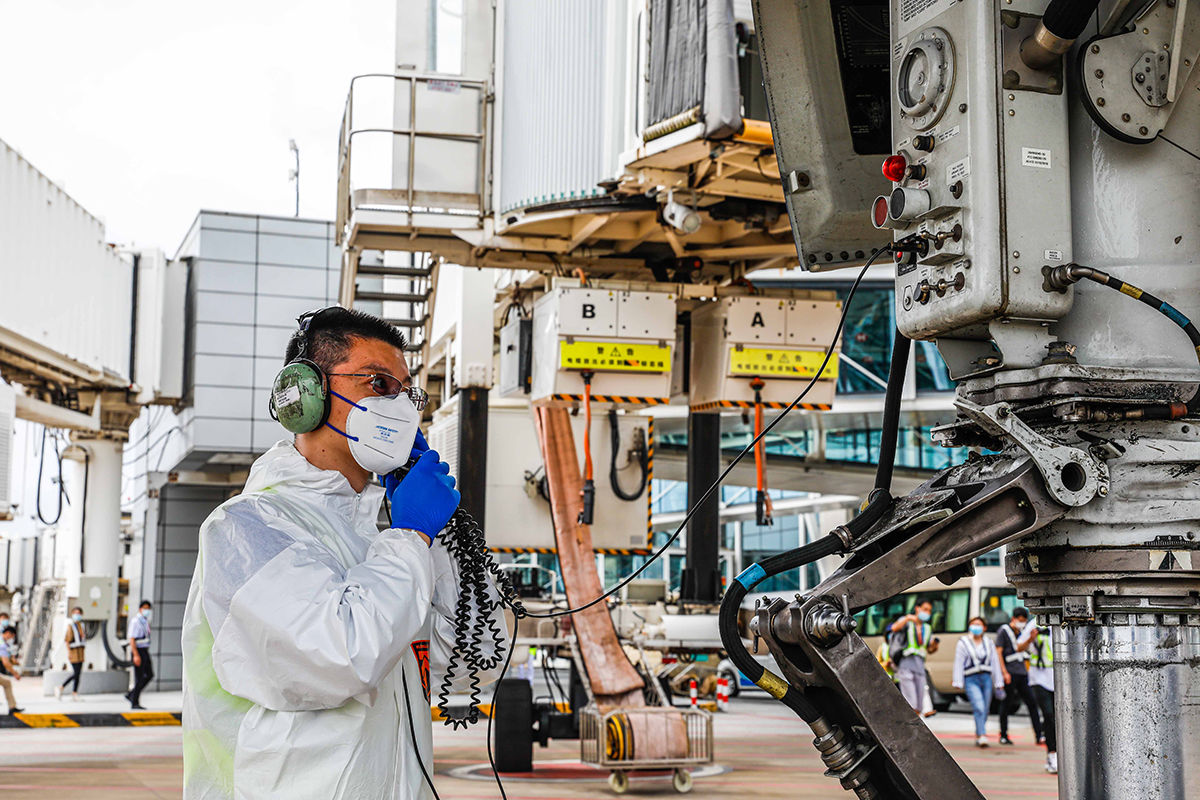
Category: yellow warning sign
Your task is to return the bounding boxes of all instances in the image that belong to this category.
[560,341,671,373]
[728,347,838,379]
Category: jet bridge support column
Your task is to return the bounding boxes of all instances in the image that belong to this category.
[681,410,721,603]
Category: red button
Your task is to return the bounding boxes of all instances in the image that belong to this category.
[872,195,890,227]
[882,155,907,183]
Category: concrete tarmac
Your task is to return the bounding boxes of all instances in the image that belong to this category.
[0,694,1058,799]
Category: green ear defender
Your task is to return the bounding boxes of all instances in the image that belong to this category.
[269,359,330,434]
[269,307,339,434]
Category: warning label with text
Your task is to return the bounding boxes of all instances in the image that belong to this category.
[560,341,671,373]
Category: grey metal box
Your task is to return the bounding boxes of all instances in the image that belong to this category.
[888,0,1074,349]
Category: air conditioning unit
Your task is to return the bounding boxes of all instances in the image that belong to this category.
[0,377,14,521]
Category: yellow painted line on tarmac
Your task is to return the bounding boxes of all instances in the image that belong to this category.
[124,712,182,726]
[13,713,79,728]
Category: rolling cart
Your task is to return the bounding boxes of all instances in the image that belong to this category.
[579,705,713,794]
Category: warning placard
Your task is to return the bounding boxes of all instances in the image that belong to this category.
[560,341,671,373]
[728,347,839,380]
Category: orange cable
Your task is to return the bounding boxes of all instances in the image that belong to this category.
[582,373,594,481]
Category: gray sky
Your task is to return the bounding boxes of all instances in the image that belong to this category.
[0,0,396,252]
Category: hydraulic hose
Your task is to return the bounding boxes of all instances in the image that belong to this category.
[1021,0,1101,69]
[608,409,648,501]
[1041,0,1102,41]
[717,534,843,723]
[1046,264,1200,367]
[874,330,911,494]
[100,619,132,669]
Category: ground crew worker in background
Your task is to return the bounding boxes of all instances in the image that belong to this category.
[996,606,1043,745]
[55,606,87,700]
[951,615,1003,747]
[181,307,508,800]
[127,600,153,709]
[0,626,22,714]
[889,598,939,711]
[1026,618,1057,774]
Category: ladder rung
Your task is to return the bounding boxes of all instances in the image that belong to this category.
[356,265,431,278]
[356,290,428,303]
[385,316,429,328]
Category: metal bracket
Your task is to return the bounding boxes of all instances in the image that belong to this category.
[954,398,1109,507]
[1080,0,1200,143]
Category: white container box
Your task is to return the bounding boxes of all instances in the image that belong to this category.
[689,292,842,411]
[531,284,677,408]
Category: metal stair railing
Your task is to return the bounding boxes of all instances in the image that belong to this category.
[336,72,490,246]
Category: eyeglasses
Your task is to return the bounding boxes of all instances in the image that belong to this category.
[327,373,429,410]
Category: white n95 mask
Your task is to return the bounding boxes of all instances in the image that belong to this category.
[328,390,420,474]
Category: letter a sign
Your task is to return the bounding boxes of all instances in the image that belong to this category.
[751,312,765,327]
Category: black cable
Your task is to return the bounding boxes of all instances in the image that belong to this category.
[608,409,648,501]
[433,510,525,729]
[59,444,91,573]
[35,427,64,526]
[485,606,519,800]
[519,244,891,619]
[402,669,442,800]
[875,330,911,492]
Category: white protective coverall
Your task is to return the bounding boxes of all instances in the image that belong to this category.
[181,441,507,799]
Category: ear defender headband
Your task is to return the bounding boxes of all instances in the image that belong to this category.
[269,307,340,434]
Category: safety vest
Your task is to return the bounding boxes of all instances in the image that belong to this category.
[999,625,1029,664]
[1030,633,1053,669]
[902,621,930,659]
[877,640,897,680]
[963,637,994,676]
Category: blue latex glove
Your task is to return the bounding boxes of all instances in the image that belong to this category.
[383,450,459,541]
[411,429,429,458]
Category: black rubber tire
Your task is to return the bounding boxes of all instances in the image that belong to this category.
[493,678,534,772]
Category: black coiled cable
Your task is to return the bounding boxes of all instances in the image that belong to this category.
[434,508,527,729]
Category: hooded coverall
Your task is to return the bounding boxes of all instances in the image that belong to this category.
[181,441,507,799]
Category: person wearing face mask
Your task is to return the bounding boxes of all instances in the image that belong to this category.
[951,616,1004,747]
[888,598,940,712]
[127,601,154,709]
[0,627,22,714]
[181,307,508,800]
[55,607,88,701]
[995,606,1043,746]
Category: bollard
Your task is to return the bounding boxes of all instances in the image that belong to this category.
[689,678,698,708]
[717,677,729,711]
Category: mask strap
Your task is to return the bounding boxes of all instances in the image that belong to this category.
[329,389,368,411]
[324,421,359,442]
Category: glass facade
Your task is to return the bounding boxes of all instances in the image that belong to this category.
[832,284,955,394]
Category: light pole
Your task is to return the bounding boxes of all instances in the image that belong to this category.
[288,139,299,217]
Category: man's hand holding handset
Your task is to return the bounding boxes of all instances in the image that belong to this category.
[382,430,460,546]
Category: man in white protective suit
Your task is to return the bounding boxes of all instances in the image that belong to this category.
[181,306,508,799]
